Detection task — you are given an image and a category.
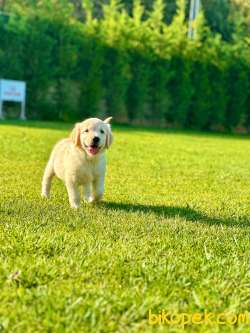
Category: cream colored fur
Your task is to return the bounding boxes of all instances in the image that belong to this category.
[41,117,113,208]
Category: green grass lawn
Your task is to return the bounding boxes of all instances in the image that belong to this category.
[0,121,249,333]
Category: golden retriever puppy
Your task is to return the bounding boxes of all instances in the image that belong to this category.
[41,117,113,208]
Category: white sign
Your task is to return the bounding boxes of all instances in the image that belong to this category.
[0,79,26,102]
[0,79,26,119]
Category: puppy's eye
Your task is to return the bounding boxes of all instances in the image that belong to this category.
[84,129,89,133]
[100,129,105,134]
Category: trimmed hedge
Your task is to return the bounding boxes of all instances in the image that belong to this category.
[0,0,249,131]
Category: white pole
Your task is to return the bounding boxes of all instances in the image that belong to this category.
[0,100,3,119]
[0,80,2,119]
[188,0,195,38]
[195,0,200,15]
[193,0,200,38]
[188,0,200,39]
[20,100,26,120]
[20,82,26,120]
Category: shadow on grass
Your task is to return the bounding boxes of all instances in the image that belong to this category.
[1,200,248,228]
[100,202,249,228]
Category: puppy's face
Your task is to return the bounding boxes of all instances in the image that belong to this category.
[71,117,113,157]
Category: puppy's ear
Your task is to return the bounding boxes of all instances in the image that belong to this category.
[103,117,112,124]
[71,123,81,147]
[105,123,113,149]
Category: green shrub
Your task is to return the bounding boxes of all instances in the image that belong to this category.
[126,52,151,123]
[0,0,249,131]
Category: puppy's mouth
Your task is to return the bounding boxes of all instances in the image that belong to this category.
[84,144,100,156]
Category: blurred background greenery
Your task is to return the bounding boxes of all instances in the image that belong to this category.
[0,0,249,131]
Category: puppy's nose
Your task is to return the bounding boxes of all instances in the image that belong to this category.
[93,136,100,145]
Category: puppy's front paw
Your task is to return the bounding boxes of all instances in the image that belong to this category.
[71,202,80,209]
[41,192,49,198]
[89,194,103,204]
[84,195,93,203]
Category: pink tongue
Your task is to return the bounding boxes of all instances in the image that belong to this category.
[88,146,98,155]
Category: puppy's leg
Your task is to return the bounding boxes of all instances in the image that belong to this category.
[41,160,54,198]
[83,183,92,202]
[91,176,105,203]
[65,181,80,208]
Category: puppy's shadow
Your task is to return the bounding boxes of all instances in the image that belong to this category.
[100,202,249,228]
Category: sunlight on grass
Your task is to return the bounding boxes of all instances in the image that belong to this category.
[0,121,249,333]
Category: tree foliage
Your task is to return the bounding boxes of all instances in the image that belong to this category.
[0,0,249,131]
